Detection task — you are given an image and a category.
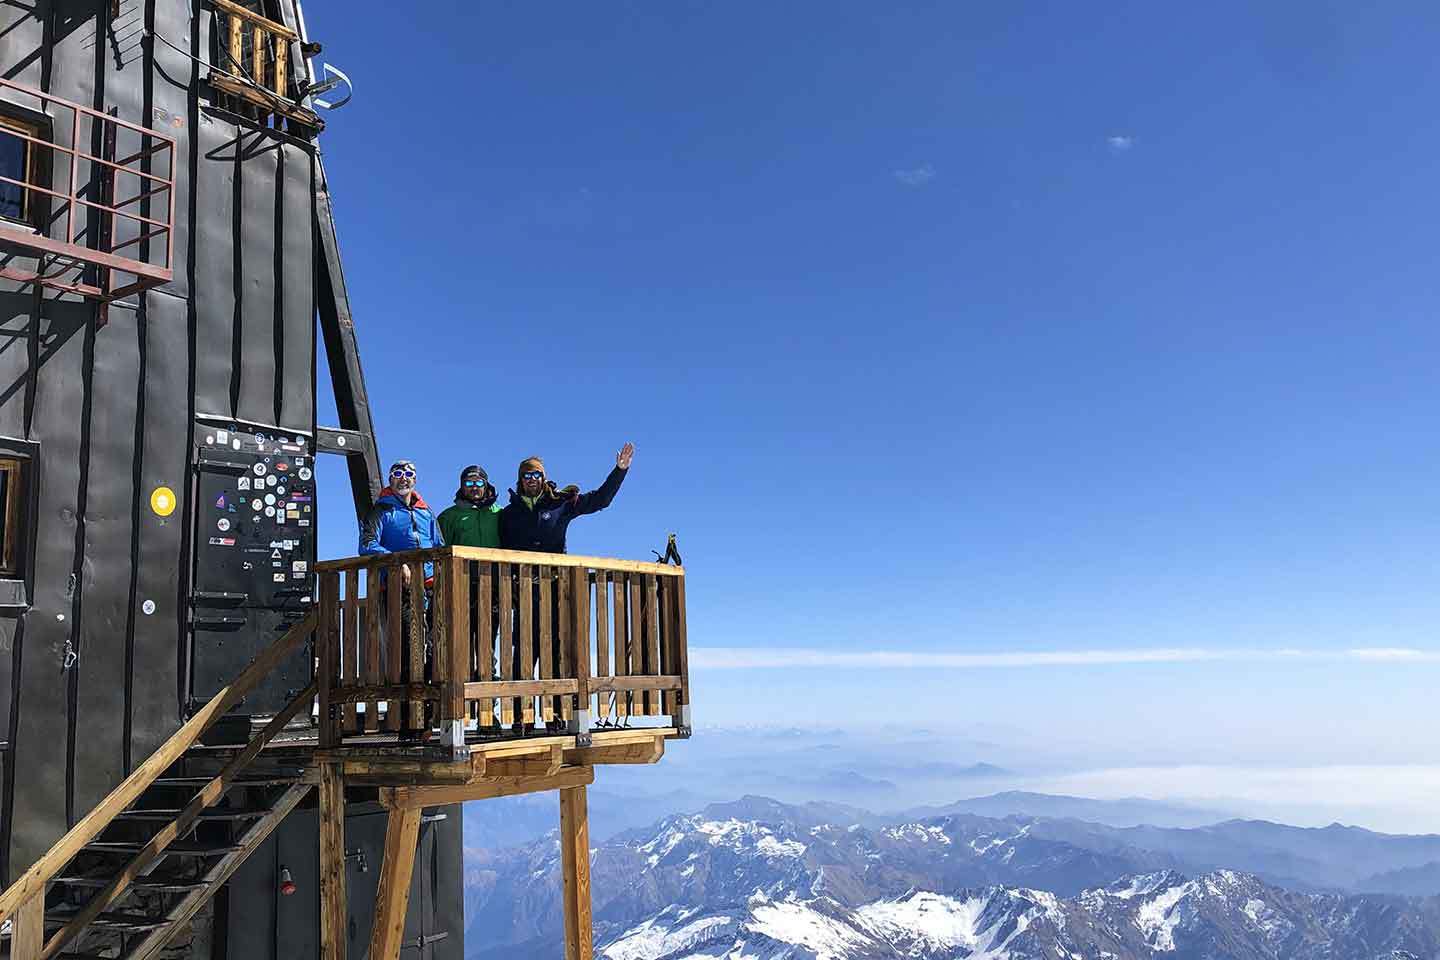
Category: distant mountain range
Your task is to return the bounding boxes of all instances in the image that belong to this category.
[462,795,1440,959]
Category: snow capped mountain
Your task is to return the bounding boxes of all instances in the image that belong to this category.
[462,799,1440,960]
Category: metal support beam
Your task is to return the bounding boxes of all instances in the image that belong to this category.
[314,158,383,520]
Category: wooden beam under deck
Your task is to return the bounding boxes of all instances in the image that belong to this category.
[368,807,423,960]
[382,766,594,809]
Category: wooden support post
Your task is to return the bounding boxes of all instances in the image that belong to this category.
[319,763,348,960]
[560,785,594,960]
[368,806,422,960]
[11,891,44,959]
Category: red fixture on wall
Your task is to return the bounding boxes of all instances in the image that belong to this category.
[279,866,297,897]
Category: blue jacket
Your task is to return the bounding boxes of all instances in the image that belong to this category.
[499,467,627,554]
[359,489,444,581]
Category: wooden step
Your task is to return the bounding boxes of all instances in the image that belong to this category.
[151,772,301,786]
[45,910,168,932]
[81,840,244,856]
[52,876,210,894]
[114,807,269,821]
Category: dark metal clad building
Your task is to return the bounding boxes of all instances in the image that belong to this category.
[0,0,463,954]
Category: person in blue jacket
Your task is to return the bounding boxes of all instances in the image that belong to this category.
[499,442,634,554]
[359,459,444,585]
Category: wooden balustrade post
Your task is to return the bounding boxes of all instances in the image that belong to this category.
[674,573,691,736]
[11,890,44,959]
[319,762,348,960]
[317,572,339,748]
[569,566,591,744]
[445,556,470,759]
[559,785,594,960]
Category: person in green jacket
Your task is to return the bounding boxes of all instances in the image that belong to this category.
[437,464,501,547]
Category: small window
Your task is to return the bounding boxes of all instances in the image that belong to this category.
[0,115,37,223]
[0,458,26,576]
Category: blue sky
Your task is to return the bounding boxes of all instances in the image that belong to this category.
[311,0,1440,810]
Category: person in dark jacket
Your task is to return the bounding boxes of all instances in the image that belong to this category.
[498,442,634,554]
[437,465,501,548]
[359,459,444,584]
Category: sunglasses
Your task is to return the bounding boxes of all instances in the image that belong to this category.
[521,471,543,481]
[463,479,486,488]
[390,467,416,479]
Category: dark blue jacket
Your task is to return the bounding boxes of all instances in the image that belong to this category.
[359,489,444,581]
[499,467,627,554]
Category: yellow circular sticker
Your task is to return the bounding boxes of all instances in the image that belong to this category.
[150,486,177,517]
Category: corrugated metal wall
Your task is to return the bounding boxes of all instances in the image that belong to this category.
[0,0,317,882]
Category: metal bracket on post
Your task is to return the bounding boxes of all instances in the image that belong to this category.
[441,719,466,764]
[569,708,592,748]
[677,705,692,740]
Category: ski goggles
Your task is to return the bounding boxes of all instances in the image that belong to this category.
[389,465,417,480]
[521,470,544,481]
[462,478,486,488]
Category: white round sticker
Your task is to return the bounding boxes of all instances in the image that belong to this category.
[251,499,263,511]
[298,467,312,481]
[253,463,266,476]
[217,518,231,532]
[205,434,215,445]
[264,494,276,506]
[142,600,156,615]
[265,506,276,517]
[276,487,286,497]
[266,475,277,487]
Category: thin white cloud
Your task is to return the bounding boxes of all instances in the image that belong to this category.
[690,646,1440,671]
[1106,135,1135,153]
[894,164,936,187]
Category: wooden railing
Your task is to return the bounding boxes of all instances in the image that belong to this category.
[313,547,690,751]
[0,612,317,945]
[207,0,321,125]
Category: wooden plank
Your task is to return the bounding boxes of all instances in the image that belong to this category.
[464,679,578,698]
[674,574,690,718]
[432,557,450,729]
[518,564,534,726]
[368,807,422,960]
[594,573,609,712]
[565,737,664,767]
[39,685,318,959]
[204,72,322,125]
[274,38,287,98]
[628,576,642,718]
[645,574,662,716]
[613,574,628,719]
[498,563,513,727]
[343,568,359,734]
[227,12,242,74]
[364,564,382,733]
[448,557,469,730]
[213,0,300,40]
[407,563,426,731]
[319,763,347,960]
[251,25,263,87]
[443,545,684,576]
[483,744,563,779]
[12,891,43,959]
[388,766,593,809]
[0,611,316,926]
[327,683,442,704]
[122,783,313,960]
[384,571,402,732]
[589,676,683,693]
[560,785,594,960]
[558,566,572,722]
[571,567,590,727]
[476,561,494,727]
[318,573,339,748]
[539,567,553,723]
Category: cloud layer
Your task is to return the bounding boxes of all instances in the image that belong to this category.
[690,645,1440,670]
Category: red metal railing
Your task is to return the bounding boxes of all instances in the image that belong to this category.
[0,76,175,303]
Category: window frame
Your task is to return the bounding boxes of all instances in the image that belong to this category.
[0,437,39,606]
[0,113,38,224]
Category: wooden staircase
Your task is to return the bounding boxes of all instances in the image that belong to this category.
[0,615,317,960]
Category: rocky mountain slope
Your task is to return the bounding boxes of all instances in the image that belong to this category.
[462,797,1440,959]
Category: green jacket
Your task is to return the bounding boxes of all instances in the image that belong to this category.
[437,500,502,548]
